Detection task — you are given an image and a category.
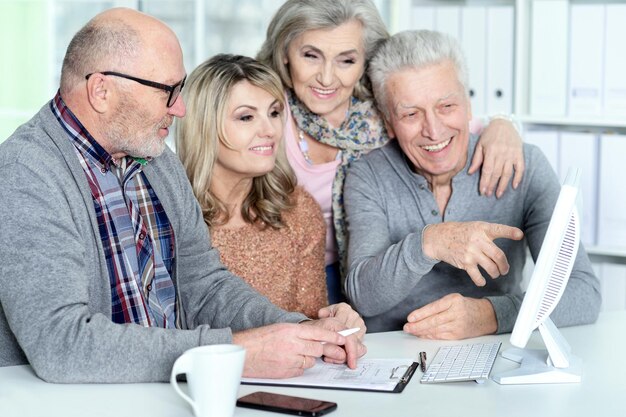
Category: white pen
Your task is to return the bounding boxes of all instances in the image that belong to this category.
[338,327,360,337]
[321,327,361,344]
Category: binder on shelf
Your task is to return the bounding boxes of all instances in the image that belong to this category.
[529,0,568,117]
[568,4,605,118]
[394,0,414,32]
[523,130,559,176]
[435,6,461,40]
[461,6,487,116]
[558,132,599,247]
[603,4,626,119]
[597,134,626,248]
[598,264,626,311]
[410,6,435,30]
[486,5,514,115]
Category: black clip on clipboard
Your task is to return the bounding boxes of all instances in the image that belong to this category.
[388,361,419,393]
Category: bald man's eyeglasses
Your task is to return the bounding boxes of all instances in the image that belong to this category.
[85,71,186,108]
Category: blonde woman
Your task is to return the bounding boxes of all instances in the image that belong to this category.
[176,54,327,318]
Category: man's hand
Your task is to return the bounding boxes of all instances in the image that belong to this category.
[403,293,497,339]
[232,323,346,379]
[468,118,525,198]
[423,221,524,286]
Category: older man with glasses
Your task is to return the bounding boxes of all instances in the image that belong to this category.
[85,71,186,107]
[0,7,365,384]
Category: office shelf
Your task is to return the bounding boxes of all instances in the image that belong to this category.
[517,115,626,133]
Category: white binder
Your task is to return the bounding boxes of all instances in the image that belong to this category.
[394,0,414,32]
[435,6,461,40]
[486,5,514,114]
[568,4,605,118]
[597,134,626,247]
[410,5,435,30]
[598,264,626,311]
[603,4,626,119]
[461,6,487,116]
[558,132,599,247]
[530,0,568,116]
[523,130,560,175]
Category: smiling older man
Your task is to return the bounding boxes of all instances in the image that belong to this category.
[343,30,601,337]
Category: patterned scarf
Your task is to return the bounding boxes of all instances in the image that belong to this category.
[287,89,390,272]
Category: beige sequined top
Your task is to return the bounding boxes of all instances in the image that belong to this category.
[211,187,327,318]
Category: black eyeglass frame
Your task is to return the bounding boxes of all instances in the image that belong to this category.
[85,71,186,107]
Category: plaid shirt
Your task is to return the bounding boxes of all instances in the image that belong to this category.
[51,92,179,329]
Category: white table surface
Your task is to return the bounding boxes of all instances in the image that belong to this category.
[1,311,624,417]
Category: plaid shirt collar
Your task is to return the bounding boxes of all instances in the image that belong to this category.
[50,91,150,172]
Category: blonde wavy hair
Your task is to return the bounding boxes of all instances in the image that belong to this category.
[176,54,296,229]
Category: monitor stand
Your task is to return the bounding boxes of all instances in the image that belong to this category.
[492,347,582,384]
[492,319,583,384]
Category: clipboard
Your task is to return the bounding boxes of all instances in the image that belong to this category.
[241,358,418,393]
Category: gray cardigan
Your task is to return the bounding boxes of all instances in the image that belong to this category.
[0,102,306,383]
[344,136,601,333]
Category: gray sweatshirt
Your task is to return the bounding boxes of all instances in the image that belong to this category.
[0,102,306,383]
[344,136,601,333]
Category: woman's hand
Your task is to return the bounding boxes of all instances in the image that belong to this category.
[317,303,366,340]
[468,118,525,198]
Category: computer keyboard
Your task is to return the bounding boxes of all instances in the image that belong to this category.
[420,342,501,384]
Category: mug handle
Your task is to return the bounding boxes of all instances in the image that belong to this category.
[170,353,195,409]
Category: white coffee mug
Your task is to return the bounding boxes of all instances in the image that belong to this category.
[170,344,246,417]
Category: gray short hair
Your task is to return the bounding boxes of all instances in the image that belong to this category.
[60,17,141,95]
[368,30,469,119]
[256,0,389,100]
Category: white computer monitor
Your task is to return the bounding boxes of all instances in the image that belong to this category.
[493,167,583,385]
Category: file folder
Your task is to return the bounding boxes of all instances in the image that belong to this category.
[435,6,461,40]
[530,0,568,116]
[598,264,626,311]
[603,5,626,119]
[462,6,487,116]
[597,134,626,247]
[411,5,435,30]
[486,5,514,114]
[523,130,560,175]
[394,0,414,32]
[568,4,605,117]
[559,132,599,246]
